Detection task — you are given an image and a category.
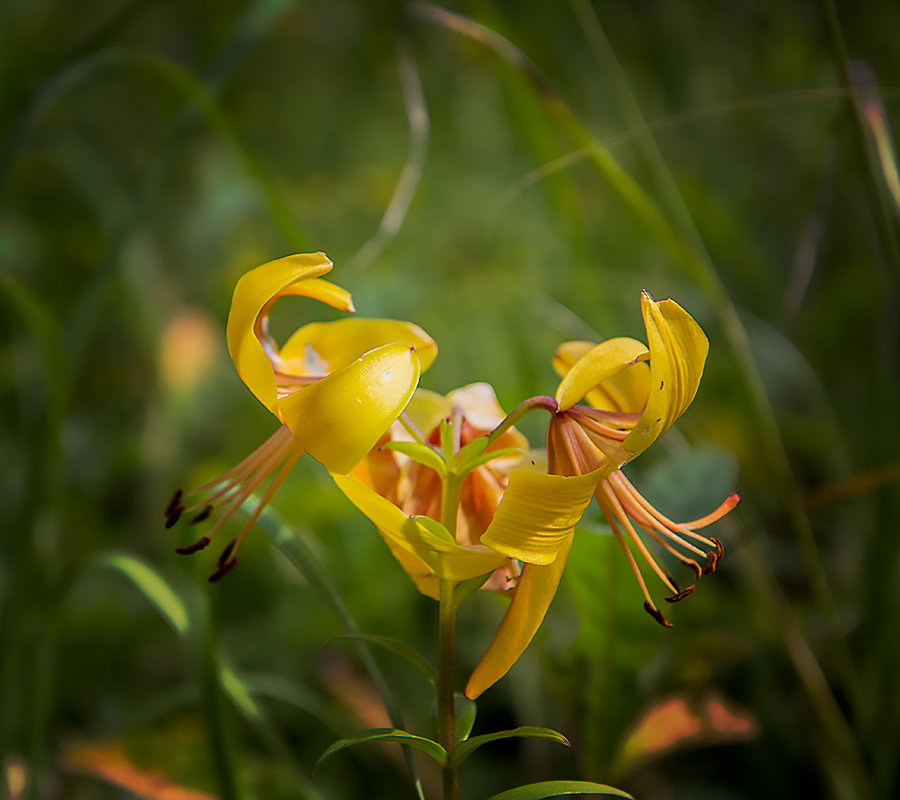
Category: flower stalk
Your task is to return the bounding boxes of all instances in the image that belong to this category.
[438,577,459,800]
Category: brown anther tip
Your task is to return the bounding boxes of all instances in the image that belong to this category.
[164,505,185,529]
[711,537,725,559]
[208,557,238,583]
[644,600,673,628]
[165,489,184,517]
[665,584,696,603]
[688,560,703,579]
[702,551,718,575]
[175,536,211,555]
[191,505,214,524]
[217,539,237,567]
[664,570,682,593]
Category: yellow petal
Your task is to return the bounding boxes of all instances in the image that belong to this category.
[553,341,651,413]
[552,341,595,378]
[332,473,507,582]
[622,293,709,458]
[279,343,421,474]
[555,338,650,412]
[480,469,598,564]
[279,318,437,377]
[465,534,573,699]
[402,388,455,436]
[277,277,354,312]
[226,253,345,414]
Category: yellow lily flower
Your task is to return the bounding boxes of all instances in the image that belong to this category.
[337,384,535,599]
[330,384,597,699]
[165,252,436,580]
[546,291,738,627]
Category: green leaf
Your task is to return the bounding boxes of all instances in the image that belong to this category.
[483,780,634,800]
[331,634,436,686]
[218,664,261,720]
[316,729,448,772]
[454,694,477,743]
[413,515,456,544]
[100,554,190,636]
[453,571,494,606]
[382,440,447,476]
[440,418,455,462]
[455,435,490,467]
[451,726,570,767]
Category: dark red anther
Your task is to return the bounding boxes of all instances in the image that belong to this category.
[165,489,184,518]
[191,505,214,524]
[217,539,237,567]
[644,601,673,628]
[208,558,238,583]
[165,505,185,529]
[665,584,696,603]
[175,536,211,555]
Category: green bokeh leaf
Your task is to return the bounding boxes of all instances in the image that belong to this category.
[100,553,190,636]
[316,728,448,772]
[483,780,633,800]
[451,726,569,767]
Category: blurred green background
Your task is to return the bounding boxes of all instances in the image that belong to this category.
[2,0,899,798]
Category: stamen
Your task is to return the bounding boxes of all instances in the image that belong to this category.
[191,505,213,524]
[612,471,724,553]
[165,505,185,529]
[599,481,679,595]
[702,550,718,575]
[165,489,184,517]
[176,536,211,555]
[209,558,238,583]
[217,538,237,567]
[610,476,711,567]
[196,430,295,540]
[643,601,673,628]
[601,491,675,619]
[568,410,630,441]
[683,494,740,529]
[570,405,641,427]
[665,585,696,603]
[710,537,725,560]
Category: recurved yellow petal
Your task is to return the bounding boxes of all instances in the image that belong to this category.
[332,473,506,581]
[480,470,598,565]
[465,534,573,699]
[276,277,354,312]
[552,340,595,378]
[622,293,708,458]
[555,338,649,412]
[226,253,342,413]
[279,318,437,377]
[280,343,421,474]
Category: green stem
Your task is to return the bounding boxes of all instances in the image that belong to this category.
[438,579,458,800]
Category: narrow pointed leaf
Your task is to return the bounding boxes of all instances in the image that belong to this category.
[100,554,190,636]
[452,726,570,767]
[484,780,634,800]
[315,729,448,772]
[455,694,477,743]
[381,440,447,476]
[455,435,490,466]
[453,571,495,606]
[331,635,436,686]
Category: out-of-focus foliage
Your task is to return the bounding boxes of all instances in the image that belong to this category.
[2,0,899,798]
